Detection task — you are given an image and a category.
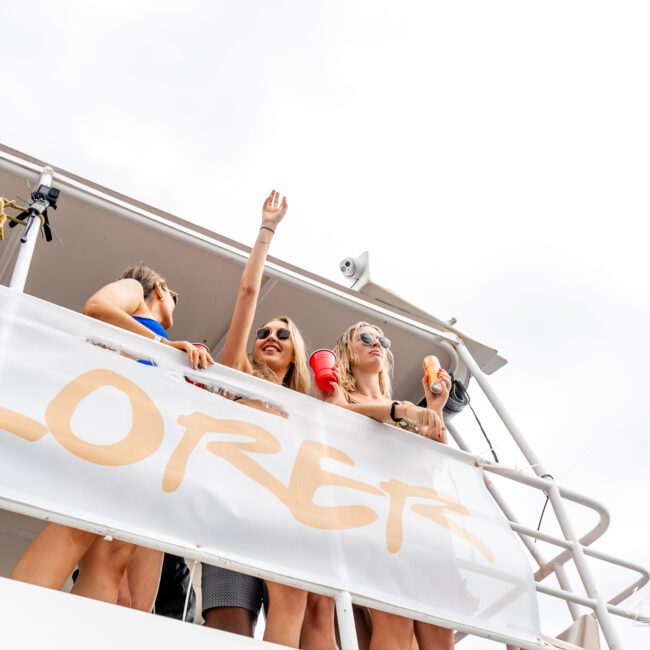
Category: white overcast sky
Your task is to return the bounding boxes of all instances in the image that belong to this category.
[1,1,649,647]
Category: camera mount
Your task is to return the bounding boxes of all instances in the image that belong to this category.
[8,183,60,243]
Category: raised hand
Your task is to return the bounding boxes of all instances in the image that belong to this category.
[261,189,288,231]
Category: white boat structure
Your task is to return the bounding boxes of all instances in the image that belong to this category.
[0,143,646,650]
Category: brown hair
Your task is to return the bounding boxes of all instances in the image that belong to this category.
[251,315,311,395]
[333,321,394,399]
[118,263,168,299]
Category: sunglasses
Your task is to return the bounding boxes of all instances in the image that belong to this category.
[256,327,291,341]
[359,331,391,349]
[168,289,178,306]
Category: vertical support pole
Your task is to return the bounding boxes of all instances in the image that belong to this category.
[455,343,550,478]
[456,341,620,647]
[448,418,580,620]
[546,482,623,649]
[335,591,359,650]
[9,166,54,293]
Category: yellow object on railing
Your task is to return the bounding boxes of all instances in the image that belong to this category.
[0,196,43,241]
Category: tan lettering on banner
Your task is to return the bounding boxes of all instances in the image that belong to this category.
[166,413,381,530]
[0,408,47,442]
[286,441,383,529]
[381,479,495,562]
[163,413,282,494]
[45,369,164,466]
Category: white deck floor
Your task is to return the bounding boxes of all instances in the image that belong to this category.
[0,576,281,650]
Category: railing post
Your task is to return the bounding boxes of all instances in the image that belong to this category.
[455,342,551,479]
[335,591,359,650]
[546,481,624,649]
[456,341,622,648]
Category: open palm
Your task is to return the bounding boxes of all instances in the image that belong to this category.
[262,189,288,229]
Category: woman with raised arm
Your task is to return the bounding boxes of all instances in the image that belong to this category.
[11,264,213,611]
[327,321,454,650]
[201,190,322,649]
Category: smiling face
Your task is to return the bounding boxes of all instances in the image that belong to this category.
[253,319,295,376]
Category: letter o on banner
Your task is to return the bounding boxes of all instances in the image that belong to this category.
[45,369,164,466]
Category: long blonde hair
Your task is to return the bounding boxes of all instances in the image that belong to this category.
[251,315,311,394]
[333,321,394,399]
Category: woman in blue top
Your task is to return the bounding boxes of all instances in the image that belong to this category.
[11,264,213,612]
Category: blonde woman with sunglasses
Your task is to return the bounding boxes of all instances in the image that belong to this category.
[327,321,454,650]
[11,264,213,612]
[202,190,317,648]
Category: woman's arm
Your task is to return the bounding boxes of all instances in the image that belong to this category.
[84,279,212,369]
[84,279,156,338]
[220,190,288,372]
[334,391,446,442]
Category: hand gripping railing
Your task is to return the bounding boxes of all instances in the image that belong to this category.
[451,342,648,649]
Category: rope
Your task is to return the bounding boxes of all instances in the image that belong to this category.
[0,197,45,241]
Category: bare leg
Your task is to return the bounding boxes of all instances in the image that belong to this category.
[126,547,164,612]
[72,537,136,604]
[204,607,256,637]
[117,572,132,607]
[414,622,454,650]
[11,524,96,589]
[300,593,336,650]
[369,610,413,650]
[264,581,308,647]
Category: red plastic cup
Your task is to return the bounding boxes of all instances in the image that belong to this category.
[309,349,337,392]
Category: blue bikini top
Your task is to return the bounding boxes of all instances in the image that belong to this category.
[132,316,168,366]
[133,316,168,339]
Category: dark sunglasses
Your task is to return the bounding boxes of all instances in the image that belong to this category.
[256,327,291,341]
[359,331,391,349]
[168,289,178,306]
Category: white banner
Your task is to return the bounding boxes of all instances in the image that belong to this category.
[0,287,540,644]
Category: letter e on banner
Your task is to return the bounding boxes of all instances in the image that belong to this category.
[45,369,164,465]
[287,441,382,529]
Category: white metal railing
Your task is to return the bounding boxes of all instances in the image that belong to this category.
[2,162,647,649]
[452,343,648,648]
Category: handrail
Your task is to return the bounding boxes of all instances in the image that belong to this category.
[455,339,642,649]
[448,419,582,622]
[450,455,648,645]
[480,461,648,609]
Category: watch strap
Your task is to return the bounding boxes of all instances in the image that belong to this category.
[390,401,401,423]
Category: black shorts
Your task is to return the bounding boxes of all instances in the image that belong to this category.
[201,564,269,618]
